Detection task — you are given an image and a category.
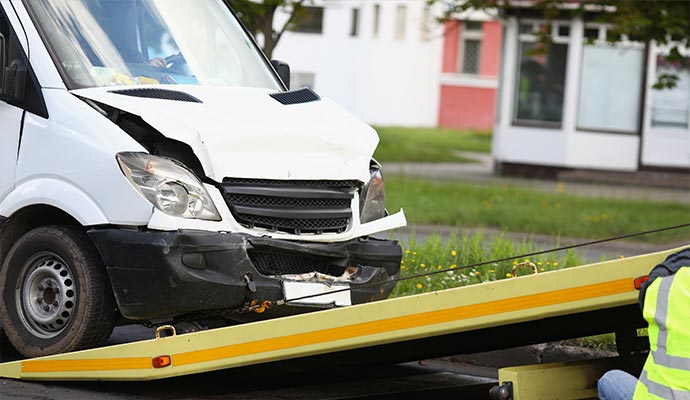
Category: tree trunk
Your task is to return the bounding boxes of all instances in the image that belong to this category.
[262,6,278,59]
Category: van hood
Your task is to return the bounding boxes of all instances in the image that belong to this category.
[72,86,378,183]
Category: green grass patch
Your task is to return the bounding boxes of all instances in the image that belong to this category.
[386,176,690,244]
[391,232,626,351]
[392,231,583,297]
[373,126,492,163]
[561,334,618,352]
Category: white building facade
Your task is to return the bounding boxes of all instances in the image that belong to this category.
[493,14,690,172]
[272,0,444,127]
[271,3,690,173]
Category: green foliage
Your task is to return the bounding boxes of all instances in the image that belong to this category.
[385,176,690,244]
[373,127,492,162]
[391,231,583,297]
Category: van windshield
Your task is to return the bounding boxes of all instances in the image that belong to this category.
[24,0,282,90]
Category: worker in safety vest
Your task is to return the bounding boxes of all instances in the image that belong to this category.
[598,247,690,400]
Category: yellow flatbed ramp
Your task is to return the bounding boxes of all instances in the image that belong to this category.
[0,246,684,381]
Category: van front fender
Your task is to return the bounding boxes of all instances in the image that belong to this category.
[0,178,109,226]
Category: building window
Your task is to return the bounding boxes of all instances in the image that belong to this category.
[577,35,644,133]
[421,6,430,41]
[513,21,569,125]
[395,5,406,40]
[372,4,380,37]
[290,7,324,34]
[350,8,359,37]
[652,55,690,128]
[458,21,483,74]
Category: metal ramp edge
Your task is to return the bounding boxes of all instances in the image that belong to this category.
[0,245,685,381]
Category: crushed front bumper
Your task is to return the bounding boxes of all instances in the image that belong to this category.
[88,229,402,320]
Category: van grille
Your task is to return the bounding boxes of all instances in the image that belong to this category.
[221,179,359,235]
[248,250,338,275]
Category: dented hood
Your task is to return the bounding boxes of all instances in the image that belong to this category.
[72,86,378,182]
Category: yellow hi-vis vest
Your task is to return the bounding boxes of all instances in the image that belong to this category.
[634,267,690,399]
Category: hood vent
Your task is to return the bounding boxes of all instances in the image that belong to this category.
[270,87,320,105]
[110,88,202,103]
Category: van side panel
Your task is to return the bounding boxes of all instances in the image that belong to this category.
[11,90,153,226]
[0,105,21,201]
[0,178,108,225]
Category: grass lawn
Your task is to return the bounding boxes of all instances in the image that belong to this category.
[373,126,492,163]
[386,176,690,244]
[391,231,584,297]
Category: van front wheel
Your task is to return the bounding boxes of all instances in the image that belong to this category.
[0,226,116,358]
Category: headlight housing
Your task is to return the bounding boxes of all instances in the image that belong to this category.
[117,152,221,221]
[360,160,387,223]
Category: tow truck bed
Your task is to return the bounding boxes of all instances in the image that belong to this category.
[0,246,684,381]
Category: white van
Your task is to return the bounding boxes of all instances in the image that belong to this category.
[0,0,405,358]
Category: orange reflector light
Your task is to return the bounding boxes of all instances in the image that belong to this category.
[152,355,172,369]
[634,275,650,290]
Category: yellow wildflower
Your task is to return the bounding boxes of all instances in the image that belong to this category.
[420,263,426,267]
[537,261,542,266]
[553,262,559,267]
[451,250,457,257]
[506,273,512,278]
[416,283,422,289]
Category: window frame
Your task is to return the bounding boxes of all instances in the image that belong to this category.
[512,19,570,128]
[457,20,483,75]
[350,8,359,37]
[289,6,324,34]
[394,5,406,41]
[576,22,646,135]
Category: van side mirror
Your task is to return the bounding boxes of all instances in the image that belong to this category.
[271,59,290,90]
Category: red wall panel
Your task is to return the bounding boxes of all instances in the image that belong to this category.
[438,86,496,130]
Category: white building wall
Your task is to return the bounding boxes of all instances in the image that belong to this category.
[272,0,444,127]
[494,15,690,172]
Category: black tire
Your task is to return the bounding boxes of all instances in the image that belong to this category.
[0,226,116,358]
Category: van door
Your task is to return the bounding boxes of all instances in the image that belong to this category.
[0,5,24,201]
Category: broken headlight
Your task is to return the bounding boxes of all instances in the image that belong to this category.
[359,160,387,223]
[117,152,221,221]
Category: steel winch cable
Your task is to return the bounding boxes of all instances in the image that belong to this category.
[251,223,690,311]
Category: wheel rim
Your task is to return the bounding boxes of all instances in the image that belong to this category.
[17,253,77,339]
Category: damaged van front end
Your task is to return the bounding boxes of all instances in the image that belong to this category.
[69,83,407,320]
[0,0,405,354]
